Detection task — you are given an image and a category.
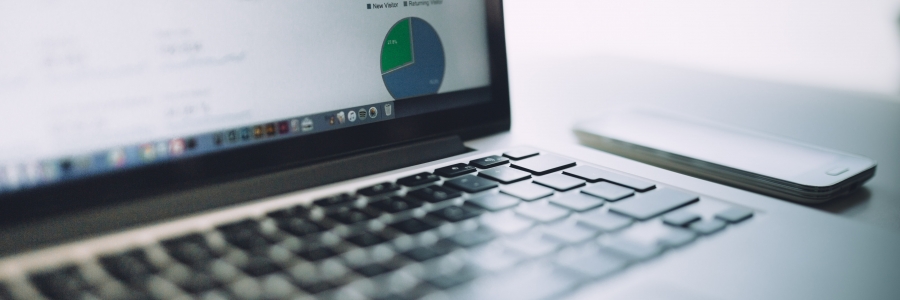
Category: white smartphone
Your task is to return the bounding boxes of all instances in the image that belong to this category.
[573,109,877,203]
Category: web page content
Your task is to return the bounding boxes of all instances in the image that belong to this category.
[0,0,490,162]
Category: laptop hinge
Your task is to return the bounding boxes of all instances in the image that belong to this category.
[0,135,469,255]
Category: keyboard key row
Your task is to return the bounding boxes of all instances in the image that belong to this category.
[11,150,757,300]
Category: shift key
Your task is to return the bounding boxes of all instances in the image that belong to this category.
[609,188,698,220]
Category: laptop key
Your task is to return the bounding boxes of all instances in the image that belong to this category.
[556,246,627,278]
[162,234,218,266]
[577,211,633,232]
[500,182,554,201]
[368,196,423,214]
[533,173,585,191]
[502,148,539,160]
[358,182,401,197]
[504,235,562,257]
[354,264,393,277]
[396,172,440,187]
[266,205,310,220]
[449,228,495,247]
[241,255,280,277]
[391,218,440,234]
[515,202,570,222]
[434,163,477,178]
[608,188,699,220]
[510,155,576,175]
[657,228,698,248]
[478,167,531,184]
[274,217,325,238]
[444,175,498,193]
[296,245,338,262]
[715,207,754,223]
[346,232,387,247]
[175,271,220,294]
[328,208,378,225]
[469,155,509,169]
[427,267,477,289]
[550,193,604,212]
[600,237,662,261]
[662,210,702,227]
[403,240,455,262]
[481,211,535,235]
[564,166,655,191]
[407,185,462,203]
[542,223,597,244]
[313,193,358,209]
[29,265,90,299]
[690,219,727,235]
[429,206,483,222]
[452,262,579,300]
[99,249,157,282]
[467,193,520,211]
[217,220,272,251]
[296,281,335,294]
[581,182,634,201]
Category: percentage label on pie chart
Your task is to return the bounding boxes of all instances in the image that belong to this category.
[381,17,445,99]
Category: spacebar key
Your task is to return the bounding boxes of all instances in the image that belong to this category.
[609,188,699,220]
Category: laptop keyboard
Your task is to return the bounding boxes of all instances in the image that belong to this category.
[0,149,754,300]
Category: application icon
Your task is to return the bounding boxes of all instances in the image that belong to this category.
[58,159,73,174]
[336,111,346,124]
[4,165,20,188]
[358,108,367,120]
[384,103,393,116]
[0,166,7,188]
[265,123,276,136]
[348,110,357,122]
[213,133,224,145]
[169,139,186,156]
[185,138,197,150]
[72,156,91,171]
[327,115,335,125]
[227,130,237,142]
[240,128,251,140]
[140,144,156,162]
[290,119,301,132]
[369,107,378,119]
[25,162,42,183]
[155,142,169,159]
[254,126,264,138]
[301,117,314,132]
[41,161,60,181]
[278,121,289,134]
[108,148,127,167]
[16,164,30,186]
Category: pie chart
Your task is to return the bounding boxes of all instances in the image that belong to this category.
[381,17,445,100]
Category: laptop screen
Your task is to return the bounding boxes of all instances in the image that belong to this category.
[0,0,492,194]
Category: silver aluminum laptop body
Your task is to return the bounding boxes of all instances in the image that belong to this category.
[1,1,898,299]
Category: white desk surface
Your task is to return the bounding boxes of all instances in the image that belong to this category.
[506,55,900,232]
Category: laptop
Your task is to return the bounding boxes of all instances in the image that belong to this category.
[1,1,898,299]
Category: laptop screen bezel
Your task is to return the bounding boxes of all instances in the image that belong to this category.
[0,0,510,226]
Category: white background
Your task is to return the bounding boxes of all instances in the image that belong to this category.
[505,0,900,98]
